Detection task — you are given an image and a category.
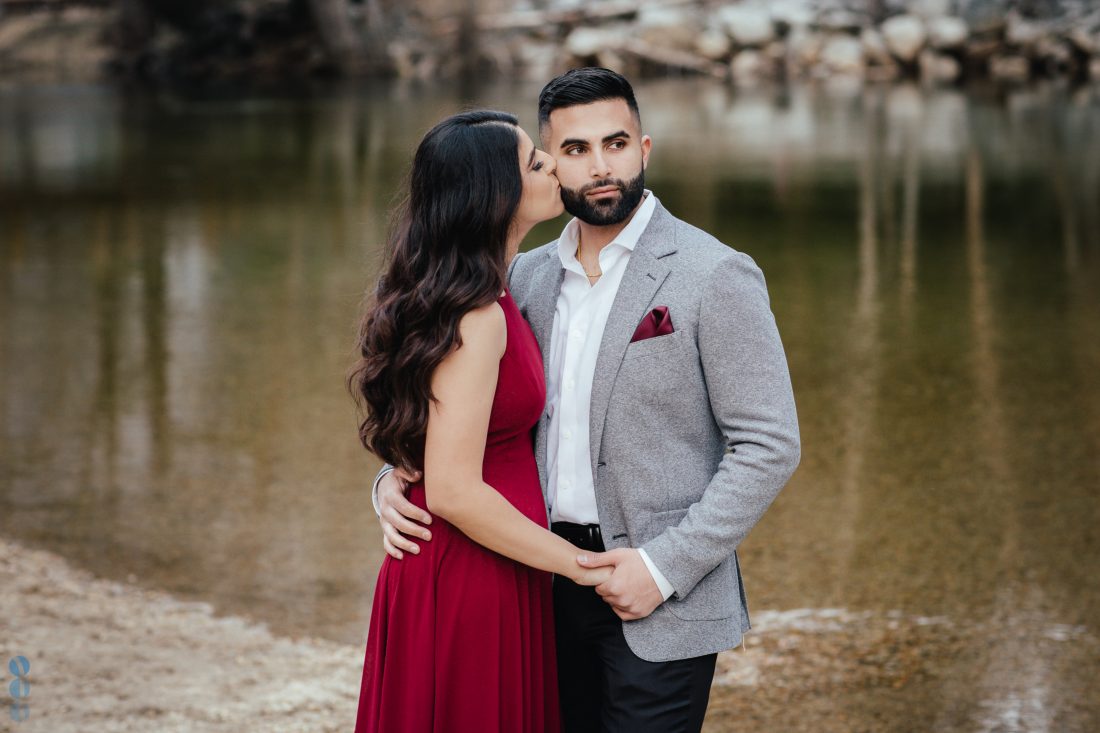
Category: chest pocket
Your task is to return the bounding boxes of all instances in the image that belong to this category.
[616,330,689,406]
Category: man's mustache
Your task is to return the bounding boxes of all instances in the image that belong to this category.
[577,179,625,195]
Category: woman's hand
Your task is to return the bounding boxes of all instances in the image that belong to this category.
[570,556,614,586]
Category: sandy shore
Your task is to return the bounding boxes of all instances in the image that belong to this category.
[1,536,362,733]
[3,536,1096,732]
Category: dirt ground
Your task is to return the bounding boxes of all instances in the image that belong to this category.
[2,536,1096,733]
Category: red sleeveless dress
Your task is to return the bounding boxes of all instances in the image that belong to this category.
[354,291,560,733]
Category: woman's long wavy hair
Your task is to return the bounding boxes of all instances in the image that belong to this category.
[348,110,523,474]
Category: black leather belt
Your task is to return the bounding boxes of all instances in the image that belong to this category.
[551,521,605,552]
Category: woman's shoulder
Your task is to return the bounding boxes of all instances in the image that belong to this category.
[457,300,507,357]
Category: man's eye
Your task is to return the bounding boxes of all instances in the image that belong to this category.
[610,141,625,149]
[567,147,584,155]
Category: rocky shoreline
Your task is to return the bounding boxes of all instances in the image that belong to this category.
[419,0,1100,86]
[1,1,1099,87]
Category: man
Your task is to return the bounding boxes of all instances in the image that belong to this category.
[372,67,800,732]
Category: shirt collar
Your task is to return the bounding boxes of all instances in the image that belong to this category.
[556,189,658,270]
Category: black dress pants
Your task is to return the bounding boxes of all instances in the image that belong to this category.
[551,526,717,733]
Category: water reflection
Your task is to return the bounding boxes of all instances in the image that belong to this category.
[1,79,1098,727]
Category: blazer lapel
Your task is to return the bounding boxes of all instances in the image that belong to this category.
[588,204,676,479]
[525,248,565,493]
[525,248,565,387]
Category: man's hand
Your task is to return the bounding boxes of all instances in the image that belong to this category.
[378,467,431,559]
[577,549,664,621]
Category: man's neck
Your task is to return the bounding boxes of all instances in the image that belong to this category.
[575,197,645,259]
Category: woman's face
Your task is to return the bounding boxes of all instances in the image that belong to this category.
[510,126,563,254]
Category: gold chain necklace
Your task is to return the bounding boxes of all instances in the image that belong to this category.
[575,242,602,279]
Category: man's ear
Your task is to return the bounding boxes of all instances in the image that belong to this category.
[640,134,653,170]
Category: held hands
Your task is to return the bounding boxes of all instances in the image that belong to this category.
[378,467,432,559]
[571,557,614,587]
[577,549,664,621]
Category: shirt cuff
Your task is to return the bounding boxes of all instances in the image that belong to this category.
[371,467,395,517]
[637,548,675,601]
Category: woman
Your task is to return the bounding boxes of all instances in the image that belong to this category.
[348,110,610,732]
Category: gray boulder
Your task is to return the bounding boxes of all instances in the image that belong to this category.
[716,4,774,47]
[919,49,961,82]
[861,27,893,65]
[821,34,865,75]
[927,16,969,50]
[637,6,700,51]
[730,49,772,83]
[695,27,733,60]
[565,26,627,58]
[882,14,927,62]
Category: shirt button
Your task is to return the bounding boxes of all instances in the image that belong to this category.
[563,429,572,440]
[567,378,575,390]
[561,482,570,491]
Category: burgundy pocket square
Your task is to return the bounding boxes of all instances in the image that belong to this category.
[630,306,674,343]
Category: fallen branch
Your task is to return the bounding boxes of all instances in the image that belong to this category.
[433,0,696,35]
[620,37,730,79]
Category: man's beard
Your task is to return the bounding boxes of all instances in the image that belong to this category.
[559,168,646,226]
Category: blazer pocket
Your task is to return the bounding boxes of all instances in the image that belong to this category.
[641,507,688,544]
[624,329,684,360]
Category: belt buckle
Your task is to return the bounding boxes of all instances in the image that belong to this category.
[586,524,600,549]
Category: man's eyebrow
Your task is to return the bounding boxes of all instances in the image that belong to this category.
[559,131,631,149]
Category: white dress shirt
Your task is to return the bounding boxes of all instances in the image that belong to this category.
[545,190,674,601]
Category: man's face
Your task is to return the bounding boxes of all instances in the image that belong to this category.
[542,98,652,226]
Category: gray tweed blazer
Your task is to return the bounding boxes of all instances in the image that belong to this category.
[506,199,800,662]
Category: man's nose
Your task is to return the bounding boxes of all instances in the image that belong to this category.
[590,151,611,178]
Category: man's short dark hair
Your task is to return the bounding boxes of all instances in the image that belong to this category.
[537,67,641,132]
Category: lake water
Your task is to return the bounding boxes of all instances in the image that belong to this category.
[2,78,1098,730]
